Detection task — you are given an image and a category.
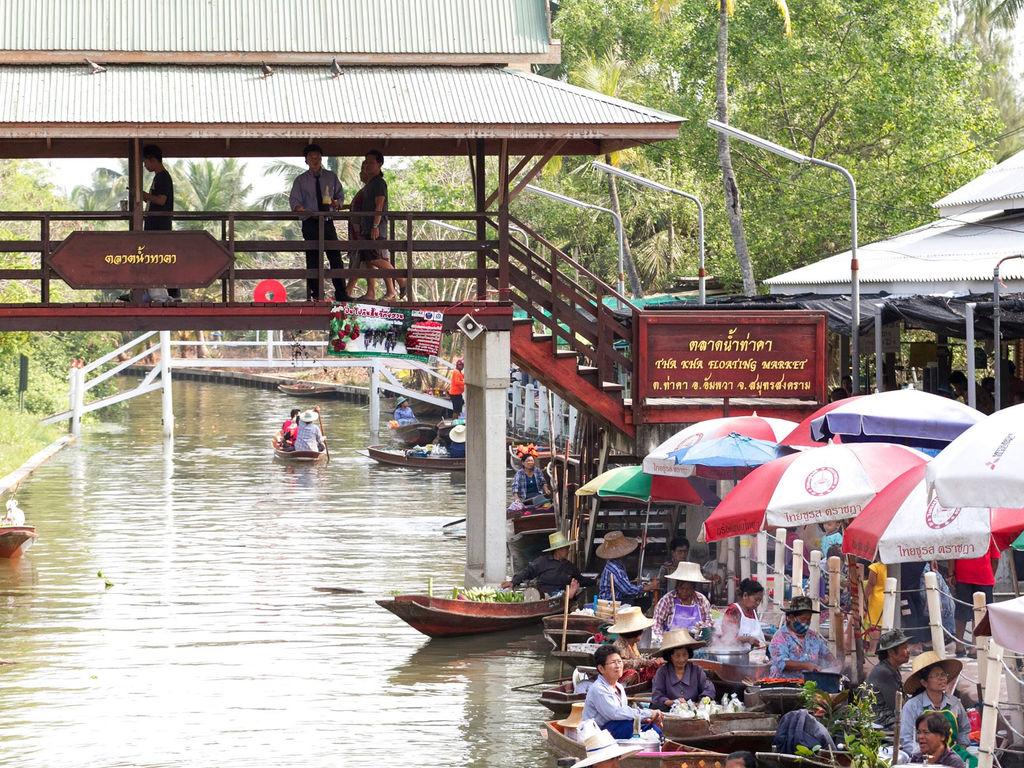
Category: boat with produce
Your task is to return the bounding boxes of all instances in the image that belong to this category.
[363,445,465,471]
[277,382,337,397]
[271,437,327,463]
[541,612,605,649]
[542,721,728,768]
[377,588,564,638]
[390,421,439,447]
[0,526,38,558]
[549,642,600,666]
[662,708,778,742]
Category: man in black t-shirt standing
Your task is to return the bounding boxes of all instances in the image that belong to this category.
[357,150,406,301]
[141,144,178,301]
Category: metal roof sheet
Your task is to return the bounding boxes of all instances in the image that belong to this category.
[765,213,1024,291]
[0,65,681,134]
[934,148,1024,217]
[0,0,552,56]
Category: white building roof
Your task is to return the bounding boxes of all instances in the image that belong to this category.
[934,149,1024,218]
[765,212,1024,296]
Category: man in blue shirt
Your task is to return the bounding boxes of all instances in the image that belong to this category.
[289,144,352,302]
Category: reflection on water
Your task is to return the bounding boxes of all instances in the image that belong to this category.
[0,380,553,767]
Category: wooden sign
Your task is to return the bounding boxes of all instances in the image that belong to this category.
[49,231,231,289]
[636,311,827,402]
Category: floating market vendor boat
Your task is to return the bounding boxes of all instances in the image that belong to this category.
[541,612,605,649]
[277,382,337,397]
[376,593,564,638]
[538,674,652,717]
[390,421,438,447]
[364,445,465,471]
[662,711,778,742]
[542,721,728,768]
[271,437,327,463]
[0,526,37,558]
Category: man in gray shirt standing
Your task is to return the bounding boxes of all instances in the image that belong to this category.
[288,144,352,301]
[356,150,406,301]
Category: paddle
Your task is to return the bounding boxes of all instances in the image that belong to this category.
[442,517,466,529]
[313,586,363,595]
[317,407,331,463]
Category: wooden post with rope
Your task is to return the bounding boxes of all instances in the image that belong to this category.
[317,407,331,463]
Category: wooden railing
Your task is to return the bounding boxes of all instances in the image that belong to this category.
[499,215,639,388]
[0,210,501,303]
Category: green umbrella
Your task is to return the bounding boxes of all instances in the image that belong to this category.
[576,465,703,505]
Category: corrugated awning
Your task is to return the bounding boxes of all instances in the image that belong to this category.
[934,148,1024,218]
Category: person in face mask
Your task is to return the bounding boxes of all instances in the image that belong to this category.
[767,596,838,678]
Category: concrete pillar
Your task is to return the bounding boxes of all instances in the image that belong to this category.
[368,364,380,437]
[159,331,174,438]
[69,366,82,438]
[464,329,510,587]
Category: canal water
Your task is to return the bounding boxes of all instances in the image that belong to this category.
[0,380,556,767]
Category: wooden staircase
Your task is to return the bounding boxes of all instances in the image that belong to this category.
[498,216,637,438]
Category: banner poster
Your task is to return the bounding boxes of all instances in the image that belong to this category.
[327,302,444,362]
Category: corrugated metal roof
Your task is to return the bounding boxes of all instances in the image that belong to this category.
[0,65,681,131]
[765,212,1024,292]
[0,0,551,55]
[934,148,1024,217]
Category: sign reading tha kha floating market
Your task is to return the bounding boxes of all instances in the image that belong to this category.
[327,302,444,362]
[48,231,231,289]
[636,311,827,402]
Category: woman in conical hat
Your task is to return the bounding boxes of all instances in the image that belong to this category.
[607,607,661,683]
[897,650,970,758]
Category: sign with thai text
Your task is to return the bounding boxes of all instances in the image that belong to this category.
[636,312,826,402]
[49,231,231,289]
[327,302,444,362]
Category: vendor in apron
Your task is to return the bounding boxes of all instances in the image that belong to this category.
[651,561,713,646]
[716,577,766,649]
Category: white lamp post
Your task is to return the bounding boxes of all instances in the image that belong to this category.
[591,161,706,305]
[707,119,861,393]
[525,184,626,297]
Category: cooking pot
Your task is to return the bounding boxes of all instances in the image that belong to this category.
[702,648,751,665]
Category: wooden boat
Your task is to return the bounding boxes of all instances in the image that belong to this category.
[384,396,449,420]
[271,437,327,463]
[665,730,777,754]
[756,751,853,768]
[390,421,438,447]
[277,382,337,397]
[510,511,556,534]
[543,721,728,768]
[541,612,605,649]
[364,445,464,471]
[376,593,565,638]
[538,675,652,717]
[436,419,458,443]
[0,526,37,558]
[662,711,778,742]
[549,643,599,666]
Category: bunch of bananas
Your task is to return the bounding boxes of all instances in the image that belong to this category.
[451,587,525,603]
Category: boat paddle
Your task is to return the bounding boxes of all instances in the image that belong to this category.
[441,517,466,529]
[313,586,363,595]
[317,407,331,463]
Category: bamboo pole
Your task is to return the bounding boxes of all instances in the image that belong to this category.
[773,528,786,609]
[924,571,945,658]
[756,531,768,588]
[977,640,1004,768]
[610,573,616,614]
[828,556,843,661]
[809,550,822,633]
[893,691,903,760]
[739,536,751,580]
[792,539,805,597]
[560,588,571,652]
[881,576,897,632]
[727,537,737,604]
[975,590,989,700]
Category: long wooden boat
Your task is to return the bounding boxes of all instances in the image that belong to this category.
[365,445,465,471]
[277,382,337,397]
[390,422,438,447]
[543,721,728,768]
[549,643,599,666]
[511,511,556,534]
[0,526,37,558]
[271,437,327,463]
[663,712,778,742]
[384,397,449,420]
[376,593,565,638]
[538,675,652,717]
[664,730,777,754]
[541,612,605,649]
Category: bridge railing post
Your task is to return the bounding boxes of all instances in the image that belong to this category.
[159,331,174,438]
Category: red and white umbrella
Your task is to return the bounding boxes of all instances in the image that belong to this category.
[844,463,1024,564]
[702,443,928,542]
[643,415,797,478]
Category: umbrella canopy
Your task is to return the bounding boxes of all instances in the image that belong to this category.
[643,416,797,478]
[975,596,1024,654]
[667,433,789,479]
[843,463,1024,564]
[927,402,1024,509]
[811,389,984,450]
[576,465,706,505]
[780,398,860,447]
[702,443,928,542]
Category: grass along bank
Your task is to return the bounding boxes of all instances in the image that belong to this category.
[0,405,61,479]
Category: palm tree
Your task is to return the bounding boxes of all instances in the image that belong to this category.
[70,162,128,211]
[656,0,792,296]
[257,155,362,211]
[570,50,645,297]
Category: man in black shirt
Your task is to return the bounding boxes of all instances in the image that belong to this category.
[501,531,593,597]
[142,144,178,300]
[357,150,406,301]
[865,629,910,728]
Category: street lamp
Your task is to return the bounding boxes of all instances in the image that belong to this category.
[993,254,1024,410]
[707,119,862,394]
[591,161,706,305]
[525,184,626,297]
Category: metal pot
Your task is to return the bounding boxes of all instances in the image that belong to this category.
[702,648,751,665]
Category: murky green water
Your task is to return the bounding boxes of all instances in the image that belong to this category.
[0,380,555,767]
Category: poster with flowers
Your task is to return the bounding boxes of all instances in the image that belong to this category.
[327,303,444,362]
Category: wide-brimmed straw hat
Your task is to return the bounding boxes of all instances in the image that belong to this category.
[595,530,638,560]
[665,561,709,584]
[557,702,586,729]
[877,629,911,653]
[782,595,820,615]
[659,627,706,655]
[570,730,643,768]
[903,651,963,695]
[298,410,318,423]
[608,606,654,636]
[449,424,467,444]
[543,531,575,552]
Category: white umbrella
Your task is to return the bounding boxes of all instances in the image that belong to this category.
[926,402,1024,508]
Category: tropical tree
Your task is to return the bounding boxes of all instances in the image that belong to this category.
[70,162,128,211]
[655,0,791,296]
